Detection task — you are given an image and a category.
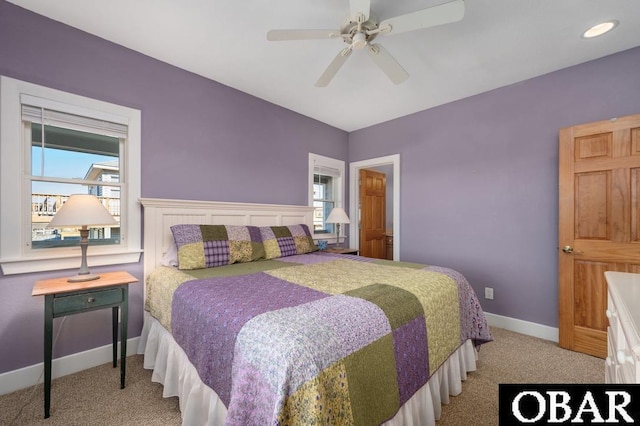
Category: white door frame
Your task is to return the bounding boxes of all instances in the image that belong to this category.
[349,154,400,261]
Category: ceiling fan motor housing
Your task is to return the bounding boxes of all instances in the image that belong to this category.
[341,18,380,48]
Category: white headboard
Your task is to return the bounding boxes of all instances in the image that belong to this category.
[140,198,315,281]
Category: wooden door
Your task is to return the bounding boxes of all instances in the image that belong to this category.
[559,113,640,358]
[359,169,387,259]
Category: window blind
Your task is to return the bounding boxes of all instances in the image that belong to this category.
[21,104,128,138]
[314,164,341,177]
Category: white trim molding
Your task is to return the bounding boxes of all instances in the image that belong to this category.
[309,153,346,243]
[0,75,142,275]
[484,312,559,342]
[349,154,400,261]
[0,337,140,396]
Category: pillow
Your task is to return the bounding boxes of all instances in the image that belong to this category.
[259,224,317,259]
[170,224,265,270]
[160,242,178,267]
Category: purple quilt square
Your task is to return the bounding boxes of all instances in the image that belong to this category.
[277,237,297,256]
[204,240,230,267]
[393,316,429,405]
[247,226,262,243]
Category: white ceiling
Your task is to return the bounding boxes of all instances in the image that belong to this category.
[9,0,640,132]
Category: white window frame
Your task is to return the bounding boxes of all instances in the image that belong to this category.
[0,76,142,275]
[308,153,346,243]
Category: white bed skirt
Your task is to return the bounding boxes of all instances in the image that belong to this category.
[138,311,478,426]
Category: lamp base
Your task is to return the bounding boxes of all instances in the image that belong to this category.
[67,273,101,283]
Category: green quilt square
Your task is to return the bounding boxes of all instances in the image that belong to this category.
[200,225,228,241]
[271,226,293,238]
[278,361,353,425]
[343,334,399,424]
[344,284,424,330]
[293,236,314,255]
[177,242,206,270]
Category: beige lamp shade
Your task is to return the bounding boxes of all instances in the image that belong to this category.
[48,194,117,282]
[326,207,350,248]
[326,207,350,224]
[48,194,117,228]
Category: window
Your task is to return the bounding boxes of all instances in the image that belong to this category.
[313,174,335,234]
[1,76,141,275]
[309,153,345,239]
[26,105,123,249]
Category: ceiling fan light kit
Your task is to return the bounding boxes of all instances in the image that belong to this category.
[266,0,465,87]
[352,31,367,50]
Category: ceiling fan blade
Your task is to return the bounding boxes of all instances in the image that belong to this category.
[267,29,341,41]
[349,0,370,22]
[315,48,352,87]
[367,44,408,85]
[379,0,465,36]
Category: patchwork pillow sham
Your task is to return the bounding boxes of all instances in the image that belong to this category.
[259,224,317,259]
[170,224,265,270]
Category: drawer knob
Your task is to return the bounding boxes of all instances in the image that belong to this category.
[87,297,96,303]
[606,357,613,366]
[606,309,617,319]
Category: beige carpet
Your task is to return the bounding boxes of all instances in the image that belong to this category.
[0,327,604,425]
[437,327,603,425]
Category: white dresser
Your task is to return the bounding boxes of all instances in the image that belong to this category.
[604,271,640,383]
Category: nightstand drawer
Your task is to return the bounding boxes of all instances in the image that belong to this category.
[54,287,124,315]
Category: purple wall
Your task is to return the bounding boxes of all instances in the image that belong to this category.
[2,0,639,378]
[349,46,640,327]
[0,1,347,374]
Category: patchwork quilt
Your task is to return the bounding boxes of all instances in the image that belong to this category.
[159,253,492,425]
[171,224,265,269]
[259,224,317,259]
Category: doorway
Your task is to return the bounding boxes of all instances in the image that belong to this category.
[349,154,400,260]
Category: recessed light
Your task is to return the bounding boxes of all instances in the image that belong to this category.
[582,20,618,38]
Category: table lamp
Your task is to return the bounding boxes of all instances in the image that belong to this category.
[48,194,117,282]
[326,207,350,248]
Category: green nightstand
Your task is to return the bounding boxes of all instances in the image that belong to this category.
[32,271,139,418]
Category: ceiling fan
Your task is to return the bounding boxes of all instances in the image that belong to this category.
[266,0,465,87]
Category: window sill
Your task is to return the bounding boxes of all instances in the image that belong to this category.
[313,234,337,241]
[0,250,142,275]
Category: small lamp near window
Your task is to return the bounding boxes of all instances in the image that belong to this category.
[48,194,117,282]
[326,207,350,248]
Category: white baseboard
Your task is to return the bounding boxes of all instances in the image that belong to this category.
[1,313,556,396]
[485,312,559,342]
[0,337,140,396]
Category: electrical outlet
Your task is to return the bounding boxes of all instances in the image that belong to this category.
[484,287,494,300]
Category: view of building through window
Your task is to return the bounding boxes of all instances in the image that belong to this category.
[29,122,121,249]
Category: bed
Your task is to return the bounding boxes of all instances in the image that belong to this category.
[137,198,492,425]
